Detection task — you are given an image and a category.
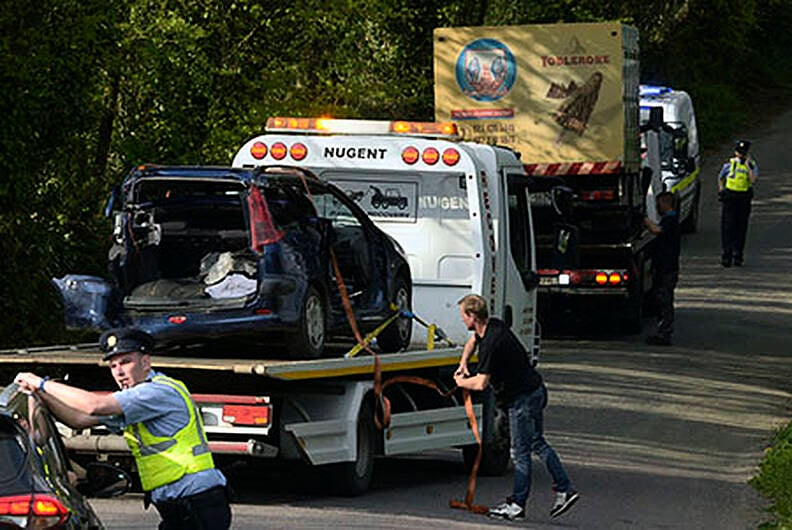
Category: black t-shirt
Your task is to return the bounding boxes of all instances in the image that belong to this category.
[652,210,680,273]
[475,318,542,404]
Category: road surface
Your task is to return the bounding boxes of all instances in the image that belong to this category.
[91,109,792,529]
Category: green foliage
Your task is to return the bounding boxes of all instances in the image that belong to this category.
[1,0,792,350]
[751,423,792,528]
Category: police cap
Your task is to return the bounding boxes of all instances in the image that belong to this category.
[735,140,751,155]
[99,328,155,361]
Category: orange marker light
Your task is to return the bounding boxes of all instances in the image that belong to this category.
[422,147,440,165]
[402,146,419,165]
[290,143,307,161]
[442,148,460,166]
[250,142,268,160]
[270,142,287,160]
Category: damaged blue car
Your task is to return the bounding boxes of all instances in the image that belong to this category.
[54,165,413,358]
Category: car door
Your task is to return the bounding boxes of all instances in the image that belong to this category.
[27,395,104,529]
[310,183,386,321]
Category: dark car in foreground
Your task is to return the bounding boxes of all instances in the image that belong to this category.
[0,384,130,530]
[54,165,413,358]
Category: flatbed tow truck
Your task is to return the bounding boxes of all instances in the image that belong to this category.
[2,119,542,496]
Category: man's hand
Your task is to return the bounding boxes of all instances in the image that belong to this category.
[454,361,469,378]
[14,372,43,394]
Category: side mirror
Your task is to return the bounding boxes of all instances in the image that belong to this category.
[77,462,132,498]
[550,186,575,218]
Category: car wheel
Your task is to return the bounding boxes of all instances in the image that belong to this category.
[290,286,325,359]
[376,275,412,353]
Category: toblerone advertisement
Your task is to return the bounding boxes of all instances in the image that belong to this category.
[434,22,640,171]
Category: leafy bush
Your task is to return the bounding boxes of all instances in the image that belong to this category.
[751,422,792,528]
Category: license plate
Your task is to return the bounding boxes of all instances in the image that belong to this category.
[539,276,558,286]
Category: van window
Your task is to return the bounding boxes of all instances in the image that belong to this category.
[507,175,534,287]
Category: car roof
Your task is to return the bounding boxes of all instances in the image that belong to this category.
[126,164,325,188]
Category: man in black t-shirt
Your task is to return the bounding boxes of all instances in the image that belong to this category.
[644,191,681,346]
[454,294,578,521]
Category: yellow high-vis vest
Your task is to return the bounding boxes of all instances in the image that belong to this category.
[123,375,214,491]
[725,157,753,192]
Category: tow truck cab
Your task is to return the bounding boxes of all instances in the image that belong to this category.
[640,85,701,232]
[232,118,541,355]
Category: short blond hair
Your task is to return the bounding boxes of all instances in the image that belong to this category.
[458,294,489,321]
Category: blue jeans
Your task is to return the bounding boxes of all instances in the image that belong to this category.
[509,384,572,507]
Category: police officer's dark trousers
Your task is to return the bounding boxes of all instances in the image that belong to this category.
[654,271,678,339]
[153,485,231,530]
[721,190,752,263]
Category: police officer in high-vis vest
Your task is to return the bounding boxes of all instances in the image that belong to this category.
[15,328,231,530]
[718,140,758,267]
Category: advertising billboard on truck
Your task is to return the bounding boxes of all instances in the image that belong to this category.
[434,22,640,170]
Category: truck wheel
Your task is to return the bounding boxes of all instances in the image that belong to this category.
[463,403,510,476]
[289,285,325,359]
[681,184,700,234]
[330,399,376,496]
[376,275,412,353]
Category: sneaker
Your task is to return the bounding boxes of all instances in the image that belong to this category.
[551,490,580,518]
[721,257,732,268]
[645,335,672,346]
[733,257,743,267]
[488,500,525,520]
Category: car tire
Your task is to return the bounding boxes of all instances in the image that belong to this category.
[376,275,412,353]
[289,285,326,359]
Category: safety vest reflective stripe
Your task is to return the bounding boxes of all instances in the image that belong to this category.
[123,375,214,491]
[725,158,752,192]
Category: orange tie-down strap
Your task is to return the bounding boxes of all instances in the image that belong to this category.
[328,248,486,514]
[374,366,488,515]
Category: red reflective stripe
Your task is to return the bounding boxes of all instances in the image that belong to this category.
[208,441,251,454]
[523,161,623,176]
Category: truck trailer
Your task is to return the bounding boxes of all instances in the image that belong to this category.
[434,22,663,332]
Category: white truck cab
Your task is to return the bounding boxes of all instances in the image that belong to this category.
[233,118,540,356]
[640,85,701,232]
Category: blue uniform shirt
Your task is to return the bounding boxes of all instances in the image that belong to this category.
[102,370,226,503]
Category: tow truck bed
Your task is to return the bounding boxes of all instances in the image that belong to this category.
[0,344,463,381]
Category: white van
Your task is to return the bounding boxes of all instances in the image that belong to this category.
[640,85,701,232]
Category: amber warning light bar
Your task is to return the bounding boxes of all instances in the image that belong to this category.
[265,117,459,139]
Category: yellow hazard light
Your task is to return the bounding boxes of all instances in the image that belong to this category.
[265,117,459,138]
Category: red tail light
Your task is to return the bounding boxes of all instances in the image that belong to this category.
[0,494,69,528]
[222,404,270,426]
[247,186,283,252]
[168,315,187,324]
[608,272,622,285]
[594,272,608,285]
[579,190,616,201]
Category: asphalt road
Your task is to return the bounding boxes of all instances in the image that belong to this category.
[90,109,792,529]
